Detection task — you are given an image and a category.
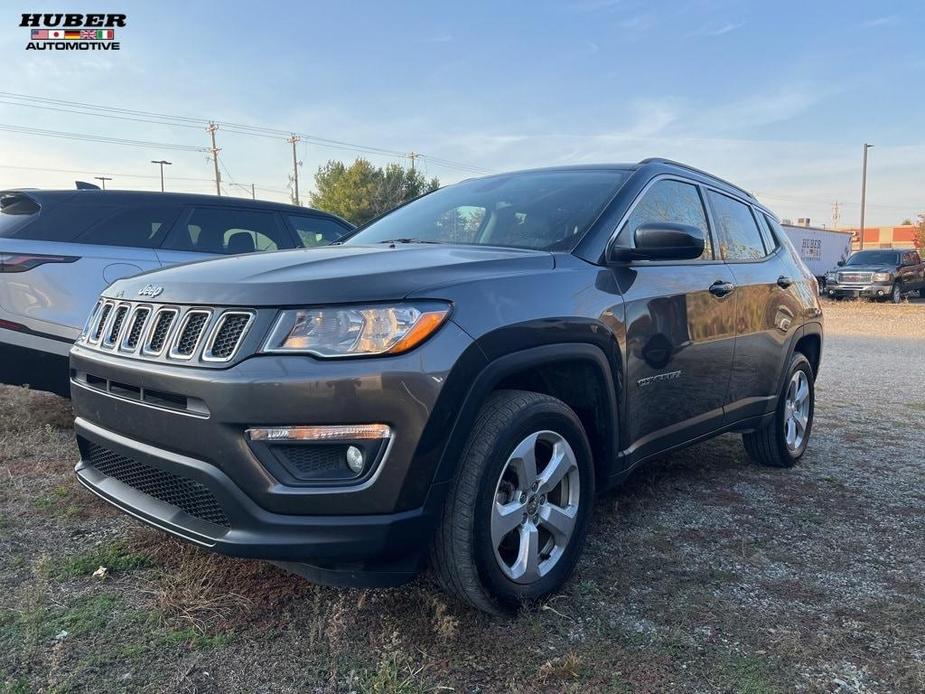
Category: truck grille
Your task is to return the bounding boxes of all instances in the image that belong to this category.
[79,300,256,366]
[837,271,872,284]
[85,442,230,527]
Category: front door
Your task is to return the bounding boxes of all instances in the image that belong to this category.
[615,177,737,461]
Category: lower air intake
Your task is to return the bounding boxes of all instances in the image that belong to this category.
[84,442,230,527]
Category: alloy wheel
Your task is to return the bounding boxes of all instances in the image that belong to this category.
[783,370,811,451]
[490,430,580,584]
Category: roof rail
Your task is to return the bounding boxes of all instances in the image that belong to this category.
[637,158,755,200]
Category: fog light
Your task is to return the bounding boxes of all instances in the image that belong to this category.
[828,289,834,295]
[878,290,884,296]
[346,445,364,474]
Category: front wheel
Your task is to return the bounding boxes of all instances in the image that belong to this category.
[743,353,815,468]
[891,284,903,303]
[429,390,595,614]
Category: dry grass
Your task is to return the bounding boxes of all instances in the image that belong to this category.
[1,302,924,692]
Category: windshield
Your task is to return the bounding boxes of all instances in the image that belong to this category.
[846,250,899,266]
[344,169,629,251]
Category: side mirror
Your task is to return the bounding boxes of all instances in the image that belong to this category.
[611,223,705,262]
[836,260,845,267]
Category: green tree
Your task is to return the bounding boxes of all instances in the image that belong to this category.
[309,158,439,226]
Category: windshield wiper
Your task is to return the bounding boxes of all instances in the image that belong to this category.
[376,238,442,245]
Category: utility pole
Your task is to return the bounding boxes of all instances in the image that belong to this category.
[408,151,420,172]
[94,176,111,190]
[831,200,840,229]
[859,143,873,250]
[251,183,256,200]
[207,122,222,196]
[287,134,301,206]
[150,160,172,192]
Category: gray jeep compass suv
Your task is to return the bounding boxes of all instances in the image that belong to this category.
[69,159,823,613]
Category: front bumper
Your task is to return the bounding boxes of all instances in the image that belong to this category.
[69,321,483,578]
[75,418,436,570]
[824,282,892,298]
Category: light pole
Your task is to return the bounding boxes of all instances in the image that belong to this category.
[94,176,111,190]
[150,160,172,192]
[858,144,873,250]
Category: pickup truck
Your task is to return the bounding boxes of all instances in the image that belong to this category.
[824,249,925,302]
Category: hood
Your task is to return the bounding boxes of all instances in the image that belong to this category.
[835,264,894,273]
[103,244,555,306]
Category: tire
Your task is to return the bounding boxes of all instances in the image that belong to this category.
[742,353,815,468]
[891,284,902,303]
[429,390,595,614]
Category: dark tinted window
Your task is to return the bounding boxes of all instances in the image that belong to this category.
[345,170,629,251]
[76,205,182,248]
[707,191,766,261]
[287,215,350,247]
[622,179,712,260]
[845,250,900,266]
[0,201,115,242]
[0,194,40,237]
[162,207,291,254]
[756,213,779,254]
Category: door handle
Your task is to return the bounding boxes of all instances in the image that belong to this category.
[709,280,736,297]
[777,275,794,289]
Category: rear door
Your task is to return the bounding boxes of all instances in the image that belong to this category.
[156,206,297,265]
[705,190,804,422]
[616,177,738,458]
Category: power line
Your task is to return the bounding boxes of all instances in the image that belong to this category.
[0,122,205,152]
[0,90,492,174]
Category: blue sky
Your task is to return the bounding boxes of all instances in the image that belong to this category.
[1,0,922,226]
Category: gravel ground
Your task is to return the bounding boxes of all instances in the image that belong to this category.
[1,299,924,693]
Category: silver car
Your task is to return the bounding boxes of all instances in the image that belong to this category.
[0,189,352,394]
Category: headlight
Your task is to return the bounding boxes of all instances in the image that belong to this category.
[872,272,892,282]
[825,272,836,280]
[262,303,450,357]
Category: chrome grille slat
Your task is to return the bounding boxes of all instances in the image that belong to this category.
[144,308,178,355]
[168,310,212,360]
[120,306,151,352]
[102,304,130,348]
[202,312,254,362]
[78,301,256,366]
[91,302,114,343]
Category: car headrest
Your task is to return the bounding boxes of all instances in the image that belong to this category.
[226,231,256,254]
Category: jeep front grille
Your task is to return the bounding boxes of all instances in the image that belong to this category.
[77,300,257,367]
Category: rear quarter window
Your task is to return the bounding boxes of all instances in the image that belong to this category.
[0,202,118,242]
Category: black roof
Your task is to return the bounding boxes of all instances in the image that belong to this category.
[0,188,340,217]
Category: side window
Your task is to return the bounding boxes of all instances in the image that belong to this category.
[622,179,712,260]
[755,213,779,254]
[707,191,767,261]
[163,208,290,254]
[75,205,181,248]
[8,204,117,242]
[287,215,350,248]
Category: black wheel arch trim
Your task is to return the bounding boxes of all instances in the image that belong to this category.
[420,339,622,508]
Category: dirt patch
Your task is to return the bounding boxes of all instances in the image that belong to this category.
[2,304,924,692]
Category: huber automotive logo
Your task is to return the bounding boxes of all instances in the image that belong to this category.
[20,13,125,51]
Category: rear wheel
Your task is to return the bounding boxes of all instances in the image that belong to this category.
[429,390,595,614]
[743,353,814,468]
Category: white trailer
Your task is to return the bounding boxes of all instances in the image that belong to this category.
[780,224,854,280]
